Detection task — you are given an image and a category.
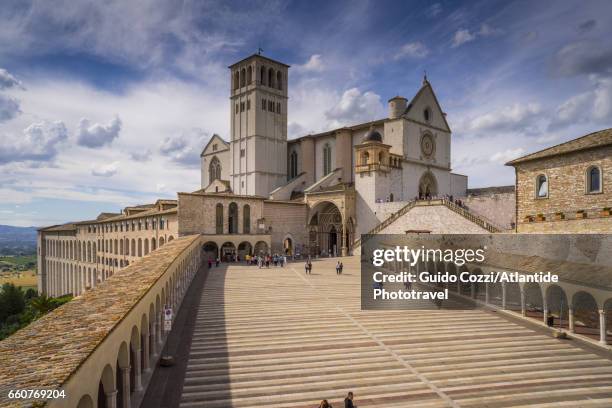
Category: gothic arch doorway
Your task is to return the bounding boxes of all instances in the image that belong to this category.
[307,201,352,256]
[283,237,293,256]
[419,171,438,198]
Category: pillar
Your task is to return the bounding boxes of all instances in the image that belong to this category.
[120,367,130,408]
[341,221,347,257]
[543,298,548,325]
[143,337,150,372]
[599,309,607,345]
[502,284,507,310]
[520,290,526,316]
[470,283,475,299]
[157,311,164,348]
[105,390,118,408]
[151,322,158,355]
[568,306,575,332]
[133,349,143,391]
[485,283,490,304]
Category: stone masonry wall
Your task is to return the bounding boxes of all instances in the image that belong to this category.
[515,145,612,232]
[263,201,309,254]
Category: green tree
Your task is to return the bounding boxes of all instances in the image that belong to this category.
[0,283,25,323]
[30,295,55,315]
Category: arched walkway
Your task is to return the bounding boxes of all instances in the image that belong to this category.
[220,242,236,261]
[203,241,219,260]
[254,241,269,256]
[572,291,600,341]
[237,241,252,258]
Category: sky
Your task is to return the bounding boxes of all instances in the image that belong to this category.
[1,0,612,227]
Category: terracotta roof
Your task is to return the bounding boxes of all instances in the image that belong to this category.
[96,212,121,220]
[0,235,200,408]
[38,223,78,232]
[228,53,290,68]
[288,119,386,143]
[506,128,612,165]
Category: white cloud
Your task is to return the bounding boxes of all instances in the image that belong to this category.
[0,120,68,164]
[394,42,429,60]
[325,88,385,128]
[427,3,443,18]
[452,29,476,48]
[0,94,21,122]
[550,77,612,129]
[295,54,325,72]
[91,161,119,177]
[159,128,208,167]
[0,68,23,90]
[490,147,525,163]
[77,116,122,148]
[463,103,541,133]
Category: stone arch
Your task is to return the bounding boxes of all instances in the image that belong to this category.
[77,394,94,408]
[586,165,602,193]
[131,239,136,257]
[209,156,221,182]
[159,237,165,247]
[203,241,219,260]
[168,235,174,242]
[151,237,157,251]
[268,67,275,88]
[97,363,115,408]
[116,342,129,408]
[247,65,252,84]
[129,325,141,394]
[221,241,236,261]
[308,200,344,256]
[418,171,438,198]
[260,66,266,85]
[524,282,544,320]
[140,313,149,375]
[572,291,599,338]
[237,241,252,258]
[546,284,569,328]
[240,67,246,87]
[243,204,251,234]
[138,238,142,257]
[505,282,522,311]
[144,238,149,255]
[254,241,268,255]
[283,234,294,256]
[215,203,224,234]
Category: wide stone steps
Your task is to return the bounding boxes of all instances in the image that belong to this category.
[178,257,612,407]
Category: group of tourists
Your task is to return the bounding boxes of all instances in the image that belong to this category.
[318,392,356,408]
[207,257,221,268]
[303,259,345,275]
[247,253,287,268]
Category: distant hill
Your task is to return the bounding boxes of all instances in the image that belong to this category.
[0,225,38,255]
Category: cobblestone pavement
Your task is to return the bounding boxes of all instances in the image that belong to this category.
[175,256,612,408]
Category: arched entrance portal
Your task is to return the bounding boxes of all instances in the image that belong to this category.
[418,171,438,199]
[237,242,252,258]
[283,237,293,256]
[254,241,268,255]
[220,242,236,261]
[308,202,353,257]
[202,242,218,260]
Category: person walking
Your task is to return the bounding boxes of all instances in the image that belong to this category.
[339,262,344,275]
[344,391,356,408]
[215,257,220,267]
[208,258,212,269]
[336,261,341,275]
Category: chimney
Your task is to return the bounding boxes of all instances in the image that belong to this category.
[388,96,407,119]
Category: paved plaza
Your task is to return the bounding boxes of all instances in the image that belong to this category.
[168,257,612,408]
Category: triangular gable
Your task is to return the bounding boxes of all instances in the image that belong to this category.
[404,81,451,132]
[200,134,229,157]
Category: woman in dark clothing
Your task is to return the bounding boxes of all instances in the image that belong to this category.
[344,391,356,408]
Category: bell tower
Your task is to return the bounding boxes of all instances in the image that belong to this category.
[228,54,289,196]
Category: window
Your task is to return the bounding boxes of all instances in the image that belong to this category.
[260,66,266,85]
[268,100,274,112]
[209,156,221,182]
[587,166,602,193]
[277,71,282,90]
[228,202,238,234]
[536,174,548,198]
[240,68,246,87]
[323,143,332,176]
[247,99,251,110]
[424,107,431,122]
[289,150,298,179]
[240,148,245,157]
[277,102,281,114]
[247,66,252,84]
[243,204,251,234]
[235,103,239,115]
[215,204,223,234]
[262,98,266,110]
[362,151,369,165]
[212,144,217,151]
[234,71,239,90]
[268,68,275,88]
[240,102,245,112]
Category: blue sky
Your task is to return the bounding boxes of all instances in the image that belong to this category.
[1,0,612,226]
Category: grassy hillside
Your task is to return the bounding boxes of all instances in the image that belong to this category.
[0,225,37,255]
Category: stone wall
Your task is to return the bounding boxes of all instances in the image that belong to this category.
[263,200,309,254]
[461,186,516,230]
[514,145,612,232]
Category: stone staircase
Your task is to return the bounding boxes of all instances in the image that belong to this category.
[178,257,612,408]
[353,199,501,250]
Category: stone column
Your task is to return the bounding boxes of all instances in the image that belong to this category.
[485,283,489,304]
[520,290,526,316]
[151,322,158,355]
[470,283,475,299]
[341,221,347,257]
[543,299,548,325]
[158,311,164,348]
[133,349,143,391]
[143,337,150,372]
[120,367,131,408]
[568,306,575,332]
[599,309,607,345]
[502,284,507,310]
[105,390,118,408]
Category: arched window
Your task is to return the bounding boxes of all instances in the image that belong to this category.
[247,66,252,84]
[536,174,548,198]
[362,152,369,165]
[215,204,223,234]
[268,68,275,88]
[228,202,238,234]
[260,66,266,85]
[209,156,221,183]
[234,71,239,90]
[379,152,384,164]
[289,150,298,179]
[323,143,332,176]
[586,166,602,193]
[240,68,246,87]
[277,71,282,90]
[389,193,394,202]
[243,204,251,234]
